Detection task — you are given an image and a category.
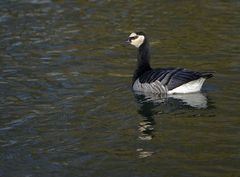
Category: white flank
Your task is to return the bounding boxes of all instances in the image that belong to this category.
[133,78,206,94]
[168,78,206,94]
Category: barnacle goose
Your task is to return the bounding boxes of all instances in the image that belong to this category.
[127,32,213,94]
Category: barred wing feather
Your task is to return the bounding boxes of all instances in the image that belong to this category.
[138,68,212,91]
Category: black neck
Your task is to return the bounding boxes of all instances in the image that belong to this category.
[133,39,152,83]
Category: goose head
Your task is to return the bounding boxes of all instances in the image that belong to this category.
[127,32,146,48]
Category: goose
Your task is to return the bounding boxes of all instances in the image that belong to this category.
[127,32,213,94]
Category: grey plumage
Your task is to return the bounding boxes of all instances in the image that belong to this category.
[138,68,213,91]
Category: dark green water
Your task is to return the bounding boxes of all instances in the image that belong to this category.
[0,1,240,177]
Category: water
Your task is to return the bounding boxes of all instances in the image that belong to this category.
[0,1,239,176]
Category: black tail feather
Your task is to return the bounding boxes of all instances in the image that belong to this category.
[201,71,214,79]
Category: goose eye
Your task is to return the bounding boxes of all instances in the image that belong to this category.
[131,36,138,40]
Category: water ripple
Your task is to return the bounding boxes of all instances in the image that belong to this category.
[0,1,239,177]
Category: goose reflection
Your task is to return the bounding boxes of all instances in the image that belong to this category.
[135,91,210,140]
[134,91,210,158]
[135,91,208,109]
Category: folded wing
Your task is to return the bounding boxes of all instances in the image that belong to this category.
[139,68,213,91]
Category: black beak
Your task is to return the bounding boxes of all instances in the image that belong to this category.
[126,37,131,43]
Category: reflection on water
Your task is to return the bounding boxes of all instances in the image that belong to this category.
[135,91,209,109]
[134,91,211,158]
[138,120,154,141]
[136,148,154,159]
[0,0,239,176]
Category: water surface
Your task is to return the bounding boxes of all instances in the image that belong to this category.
[0,1,240,177]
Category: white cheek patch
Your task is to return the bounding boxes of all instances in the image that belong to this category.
[130,35,145,48]
[129,32,137,37]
